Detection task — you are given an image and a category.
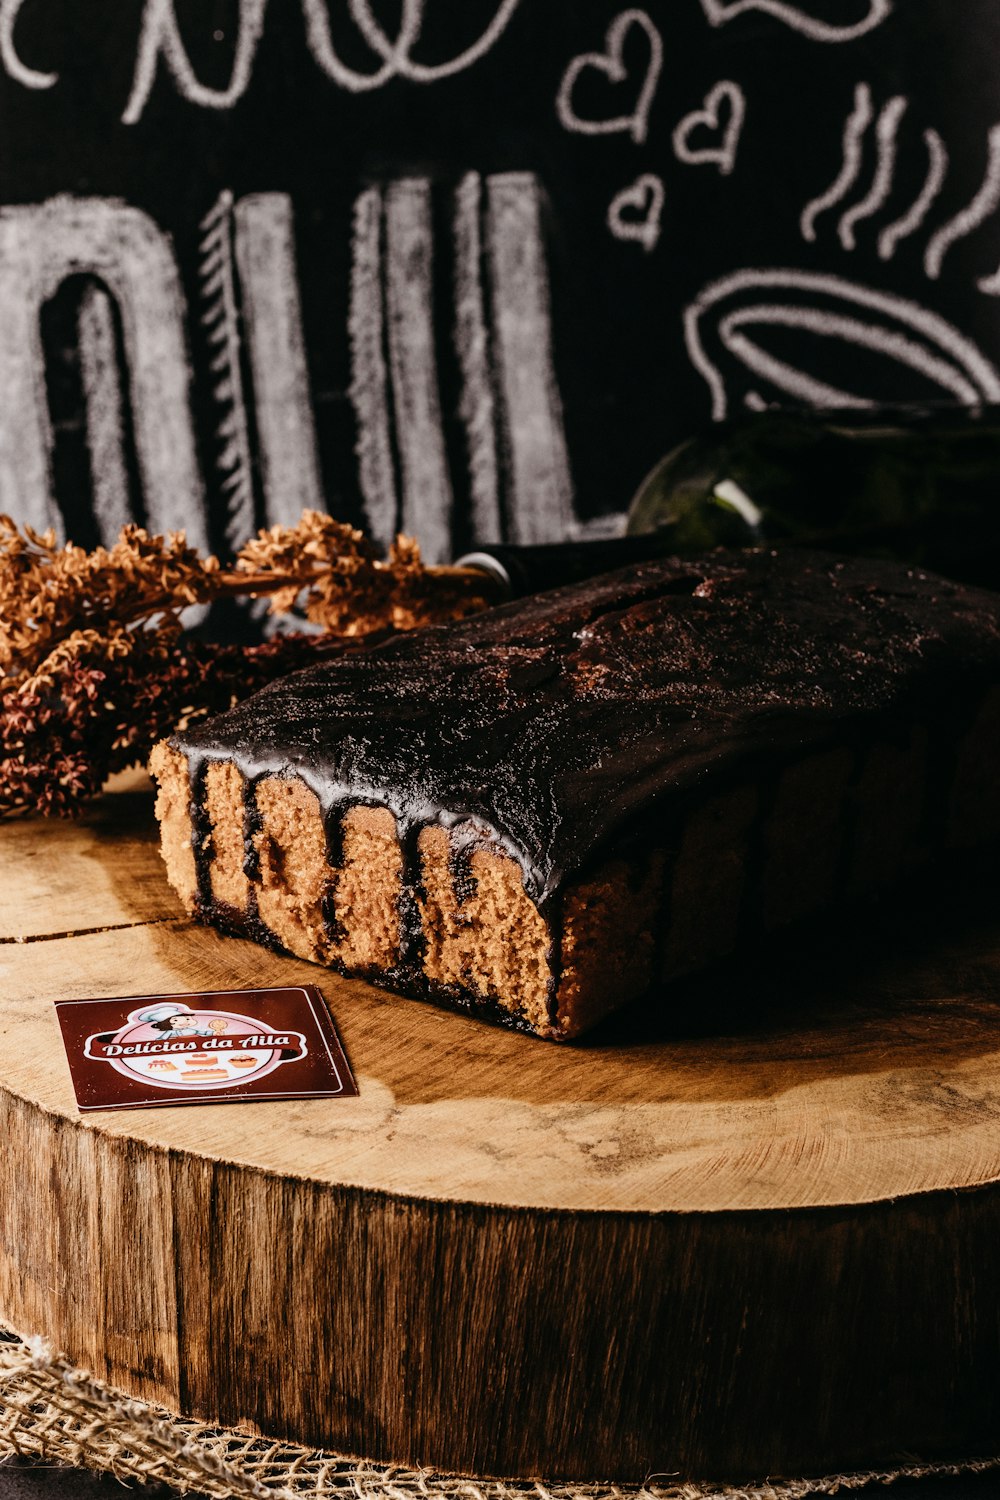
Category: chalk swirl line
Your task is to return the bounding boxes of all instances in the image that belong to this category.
[120,0,525,121]
[344,0,524,83]
[0,0,56,88]
[125,0,267,123]
[878,129,948,262]
[301,0,423,93]
[699,0,892,45]
[800,84,873,243]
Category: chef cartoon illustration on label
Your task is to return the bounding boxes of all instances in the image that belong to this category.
[56,986,356,1111]
[83,1000,307,1091]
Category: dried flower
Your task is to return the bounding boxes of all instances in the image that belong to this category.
[0,512,495,819]
[235,511,488,634]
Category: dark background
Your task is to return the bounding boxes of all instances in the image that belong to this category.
[3,0,1000,555]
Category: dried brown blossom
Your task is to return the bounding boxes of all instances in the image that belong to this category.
[0,512,495,819]
[0,629,353,819]
[235,511,490,634]
[0,517,220,680]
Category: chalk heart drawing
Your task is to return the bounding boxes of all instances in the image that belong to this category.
[672,82,745,176]
[698,0,892,44]
[608,174,665,252]
[556,9,663,146]
[684,268,1000,420]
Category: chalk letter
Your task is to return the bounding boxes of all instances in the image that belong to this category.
[0,197,206,545]
[233,193,324,528]
[0,0,56,89]
[124,0,267,124]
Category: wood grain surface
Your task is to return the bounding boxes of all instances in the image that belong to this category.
[1,773,1000,1481]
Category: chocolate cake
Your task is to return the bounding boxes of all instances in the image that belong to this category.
[151,549,1000,1040]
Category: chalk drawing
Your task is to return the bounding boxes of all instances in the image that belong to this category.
[349,170,577,553]
[0,176,578,558]
[800,84,873,242]
[976,262,1000,296]
[0,198,207,546]
[76,286,133,547]
[121,0,522,121]
[342,0,523,84]
[348,187,398,552]
[607,173,665,252]
[672,82,745,176]
[717,331,873,410]
[300,0,422,92]
[878,128,948,261]
[385,179,453,564]
[453,173,502,546]
[838,93,907,249]
[233,194,324,529]
[124,0,268,124]
[556,10,663,145]
[684,268,1000,419]
[925,123,1000,280]
[199,191,257,553]
[487,173,575,545]
[0,0,55,89]
[723,305,982,404]
[698,0,892,44]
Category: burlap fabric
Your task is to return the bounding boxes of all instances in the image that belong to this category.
[0,1326,997,1500]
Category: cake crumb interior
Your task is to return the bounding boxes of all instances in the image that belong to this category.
[418,825,553,1034]
[149,742,198,908]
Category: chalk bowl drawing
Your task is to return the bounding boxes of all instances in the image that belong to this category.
[684,269,1000,418]
[698,0,892,44]
[555,9,663,145]
[672,82,746,177]
[608,174,664,252]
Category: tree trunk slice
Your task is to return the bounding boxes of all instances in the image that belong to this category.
[1,773,999,1481]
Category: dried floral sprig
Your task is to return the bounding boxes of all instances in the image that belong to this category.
[0,512,496,819]
[233,511,489,635]
[0,518,219,681]
[0,630,351,818]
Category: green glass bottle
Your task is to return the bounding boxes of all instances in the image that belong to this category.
[626,405,1000,590]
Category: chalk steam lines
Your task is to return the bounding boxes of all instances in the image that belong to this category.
[800,80,1000,293]
[926,126,1000,288]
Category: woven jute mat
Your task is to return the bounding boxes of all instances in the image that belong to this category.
[0,1326,998,1500]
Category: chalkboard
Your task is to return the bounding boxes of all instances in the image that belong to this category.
[2,0,1000,561]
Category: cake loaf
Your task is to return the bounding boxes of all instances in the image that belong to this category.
[151,549,1000,1040]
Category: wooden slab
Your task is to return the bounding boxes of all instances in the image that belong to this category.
[1,774,1000,1482]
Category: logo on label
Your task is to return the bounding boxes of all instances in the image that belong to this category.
[83,1001,307,1091]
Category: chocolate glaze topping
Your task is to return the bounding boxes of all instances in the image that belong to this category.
[175,548,1000,915]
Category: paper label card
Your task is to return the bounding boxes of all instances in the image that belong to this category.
[54,985,357,1112]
